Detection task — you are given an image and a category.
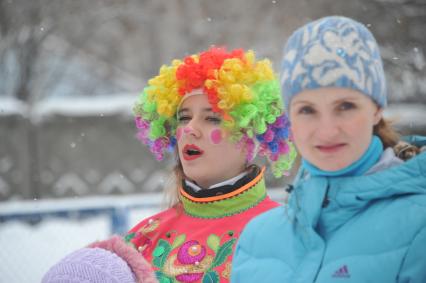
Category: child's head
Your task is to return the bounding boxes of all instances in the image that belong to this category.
[42,248,137,283]
[175,93,249,188]
[134,47,296,181]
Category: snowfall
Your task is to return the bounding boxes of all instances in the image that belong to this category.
[1,95,425,282]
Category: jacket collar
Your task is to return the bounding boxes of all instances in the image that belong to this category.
[290,151,426,237]
[179,167,267,218]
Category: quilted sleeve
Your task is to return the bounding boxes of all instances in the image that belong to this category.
[230,223,256,283]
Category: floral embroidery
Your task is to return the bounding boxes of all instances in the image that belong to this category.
[124,218,160,256]
[177,240,206,264]
[221,262,232,279]
[153,231,236,283]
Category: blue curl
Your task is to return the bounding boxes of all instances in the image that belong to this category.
[268,142,279,153]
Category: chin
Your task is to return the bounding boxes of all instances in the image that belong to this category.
[316,161,351,172]
[185,172,208,184]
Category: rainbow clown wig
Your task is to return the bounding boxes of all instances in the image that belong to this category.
[134,47,297,177]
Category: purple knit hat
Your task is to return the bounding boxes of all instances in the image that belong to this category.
[41,247,137,283]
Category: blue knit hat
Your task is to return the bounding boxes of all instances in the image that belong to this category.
[280,16,386,109]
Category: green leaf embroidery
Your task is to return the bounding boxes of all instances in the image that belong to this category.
[171,234,186,249]
[211,238,236,268]
[155,271,174,283]
[123,232,135,243]
[202,270,219,283]
[207,234,220,253]
[152,239,172,268]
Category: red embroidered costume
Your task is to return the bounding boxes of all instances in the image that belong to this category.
[125,167,279,283]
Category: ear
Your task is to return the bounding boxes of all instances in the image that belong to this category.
[373,107,383,125]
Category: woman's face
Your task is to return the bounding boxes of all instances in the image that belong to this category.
[289,88,383,171]
[176,94,247,188]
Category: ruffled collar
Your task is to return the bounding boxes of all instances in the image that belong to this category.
[184,170,249,192]
[179,166,267,218]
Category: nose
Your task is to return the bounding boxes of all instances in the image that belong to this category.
[315,114,340,141]
[183,120,201,138]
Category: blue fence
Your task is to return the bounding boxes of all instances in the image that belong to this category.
[1,205,132,235]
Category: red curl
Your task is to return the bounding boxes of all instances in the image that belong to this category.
[175,47,245,99]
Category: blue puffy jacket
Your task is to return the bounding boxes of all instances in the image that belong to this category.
[232,137,426,282]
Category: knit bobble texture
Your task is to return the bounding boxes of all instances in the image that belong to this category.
[41,248,137,283]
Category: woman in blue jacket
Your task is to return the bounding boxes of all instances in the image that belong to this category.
[231,16,426,282]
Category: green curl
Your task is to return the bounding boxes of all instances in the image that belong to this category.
[231,104,258,128]
[271,143,298,178]
[150,117,167,139]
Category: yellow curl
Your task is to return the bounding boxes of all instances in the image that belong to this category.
[213,51,273,111]
[146,60,183,118]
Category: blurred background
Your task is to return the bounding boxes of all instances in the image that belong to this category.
[0,0,425,282]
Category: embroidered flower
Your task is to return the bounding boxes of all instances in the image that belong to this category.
[125,218,160,255]
[177,240,207,264]
[154,233,237,283]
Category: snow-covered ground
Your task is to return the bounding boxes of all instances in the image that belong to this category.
[0,215,111,283]
[0,194,162,283]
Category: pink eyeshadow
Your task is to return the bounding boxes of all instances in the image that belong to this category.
[210,129,222,144]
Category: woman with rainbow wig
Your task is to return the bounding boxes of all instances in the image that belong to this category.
[42,47,296,283]
[124,46,296,283]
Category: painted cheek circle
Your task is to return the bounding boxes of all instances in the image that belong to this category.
[176,127,183,140]
[210,129,222,144]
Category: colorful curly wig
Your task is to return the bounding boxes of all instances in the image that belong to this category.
[134,47,296,177]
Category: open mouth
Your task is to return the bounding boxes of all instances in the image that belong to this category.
[182,144,204,161]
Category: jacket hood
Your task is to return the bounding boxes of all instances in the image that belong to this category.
[332,150,426,205]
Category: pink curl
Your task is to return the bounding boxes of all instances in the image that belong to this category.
[269,153,279,162]
[238,135,256,162]
[150,138,169,161]
[152,139,163,151]
[135,118,152,145]
[258,143,269,157]
[263,129,275,143]
[153,152,163,161]
[273,115,289,128]
[136,129,150,144]
[278,140,290,155]
[135,117,149,129]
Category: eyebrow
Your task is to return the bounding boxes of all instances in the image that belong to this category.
[177,107,214,115]
[291,96,361,107]
[291,100,314,107]
[331,96,360,105]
